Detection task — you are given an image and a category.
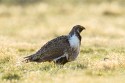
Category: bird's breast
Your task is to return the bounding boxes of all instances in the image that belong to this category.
[68,34,80,61]
[68,34,80,49]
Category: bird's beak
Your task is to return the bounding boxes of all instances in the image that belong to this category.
[82,27,86,30]
[79,27,85,33]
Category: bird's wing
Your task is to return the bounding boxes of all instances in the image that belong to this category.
[36,36,70,55]
[24,36,70,62]
[36,47,66,62]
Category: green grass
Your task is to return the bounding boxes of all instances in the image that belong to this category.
[0,0,125,83]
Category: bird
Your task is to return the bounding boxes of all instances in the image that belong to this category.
[23,25,85,65]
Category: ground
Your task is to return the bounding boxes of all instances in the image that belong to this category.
[0,0,125,83]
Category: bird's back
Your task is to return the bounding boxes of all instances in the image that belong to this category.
[24,36,70,62]
[36,36,70,55]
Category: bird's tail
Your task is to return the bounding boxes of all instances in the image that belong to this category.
[22,54,39,63]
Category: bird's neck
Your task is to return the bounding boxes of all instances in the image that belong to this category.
[69,30,81,41]
[68,31,81,48]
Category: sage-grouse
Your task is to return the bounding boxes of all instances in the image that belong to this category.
[24,25,85,65]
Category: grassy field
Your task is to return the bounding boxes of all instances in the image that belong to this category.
[0,0,125,83]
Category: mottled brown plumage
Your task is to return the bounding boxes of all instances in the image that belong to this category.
[24,25,85,65]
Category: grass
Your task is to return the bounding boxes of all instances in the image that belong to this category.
[0,0,125,83]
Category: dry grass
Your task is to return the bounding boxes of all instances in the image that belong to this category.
[0,0,125,83]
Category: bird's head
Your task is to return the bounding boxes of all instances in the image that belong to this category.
[69,25,85,35]
[73,25,85,33]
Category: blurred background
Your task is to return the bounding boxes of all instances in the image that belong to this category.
[0,0,125,42]
[0,0,125,83]
[0,0,125,52]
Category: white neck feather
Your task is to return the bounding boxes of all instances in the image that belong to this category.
[68,34,80,48]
